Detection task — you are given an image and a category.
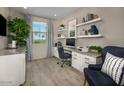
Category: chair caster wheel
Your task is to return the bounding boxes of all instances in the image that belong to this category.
[61,65,63,67]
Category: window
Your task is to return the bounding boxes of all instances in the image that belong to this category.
[32,21,48,43]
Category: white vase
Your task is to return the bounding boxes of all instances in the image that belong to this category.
[12,40,16,48]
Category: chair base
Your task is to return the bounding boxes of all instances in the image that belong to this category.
[57,59,71,67]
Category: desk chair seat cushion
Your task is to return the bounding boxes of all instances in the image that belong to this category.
[63,53,72,59]
[84,68,117,86]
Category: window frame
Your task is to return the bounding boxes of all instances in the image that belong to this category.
[32,21,48,44]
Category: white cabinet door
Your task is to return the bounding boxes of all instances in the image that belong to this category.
[72,52,100,72]
[83,55,96,64]
[72,52,83,72]
[0,54,25,85]
[82,55,97,72]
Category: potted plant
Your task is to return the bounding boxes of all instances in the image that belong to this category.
[8,17,30,48]
[59,24,65,30]
[88,46,102,53]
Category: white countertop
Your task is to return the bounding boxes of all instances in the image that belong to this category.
[64,47,101,58]
[0,48,26,56]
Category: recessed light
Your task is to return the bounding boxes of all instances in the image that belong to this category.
[54,14,57,16]
[24,7,27,9]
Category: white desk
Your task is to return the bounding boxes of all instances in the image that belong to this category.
[53,47,102,72]
[64,47,102,72]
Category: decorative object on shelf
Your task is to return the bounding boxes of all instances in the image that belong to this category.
[93,14,99,19]
[54,43,57,47]
[90,25,99,35]
[86,13,94,21]
[68,19,76,37]
[82,17,86,23]
[84,30,88,35]
[58,34,61,37]
[88,29,91,35]
[57,34,66,38]
[8,17,30,48]
[61,34,65,38]
[59,24,65,30]
[88,46,102,53]
[86,13,99,22]
[79,29,85,36]
[84,29,91,35]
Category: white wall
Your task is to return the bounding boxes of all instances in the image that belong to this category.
[0,8,24,49]
[54,7,124,47]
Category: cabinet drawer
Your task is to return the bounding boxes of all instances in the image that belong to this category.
[72,52,78,56]
[72,54,83,72]
[72,57,78,60]
[72,52,82,59]
[72,60,83,72]
[83,55,96,64]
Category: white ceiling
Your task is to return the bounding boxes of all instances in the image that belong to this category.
[11,7,79,19]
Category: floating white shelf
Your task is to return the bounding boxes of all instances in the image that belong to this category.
[76,18,102,27]
[57,37,76,39]
[58,29,67,32]
[57,37,66,39]
[77,34,103,38]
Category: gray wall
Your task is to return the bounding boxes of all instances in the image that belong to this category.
[0,7,24,49]
[54,7,124,47]
[0,8,9,49]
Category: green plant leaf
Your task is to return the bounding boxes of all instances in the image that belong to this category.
[8,17,30,47]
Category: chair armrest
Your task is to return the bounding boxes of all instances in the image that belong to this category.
[88,63,103,71]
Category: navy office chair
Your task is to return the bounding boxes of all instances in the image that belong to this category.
[84,46,124,86]
[57,46,72,67]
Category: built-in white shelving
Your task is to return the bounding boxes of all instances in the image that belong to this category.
[57,17,103,40]
[76,18,102,27]
[57,34,103,39]
[77,34,103,38]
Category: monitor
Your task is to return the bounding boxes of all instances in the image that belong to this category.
[0,14,7,36]
[66,38,75,47]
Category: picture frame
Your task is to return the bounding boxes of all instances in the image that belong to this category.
[68,19,76,38]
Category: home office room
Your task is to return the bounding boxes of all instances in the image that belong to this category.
[0,0,124,93]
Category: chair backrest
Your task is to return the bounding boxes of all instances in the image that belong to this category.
[58,46,65,59]
[102,46,124,62]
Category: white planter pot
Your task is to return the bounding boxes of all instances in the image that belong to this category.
[12,40,16,48]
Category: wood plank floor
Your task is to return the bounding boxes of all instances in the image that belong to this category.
[24,57,85,86]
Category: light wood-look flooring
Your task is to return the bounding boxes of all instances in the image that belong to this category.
[24,57,85,86]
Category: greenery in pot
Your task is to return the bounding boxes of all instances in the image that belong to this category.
[88,46,102,53]
[60,24,65,27]
[8,17,30,47]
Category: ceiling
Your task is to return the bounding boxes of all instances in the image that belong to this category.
[11,7,79,19]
